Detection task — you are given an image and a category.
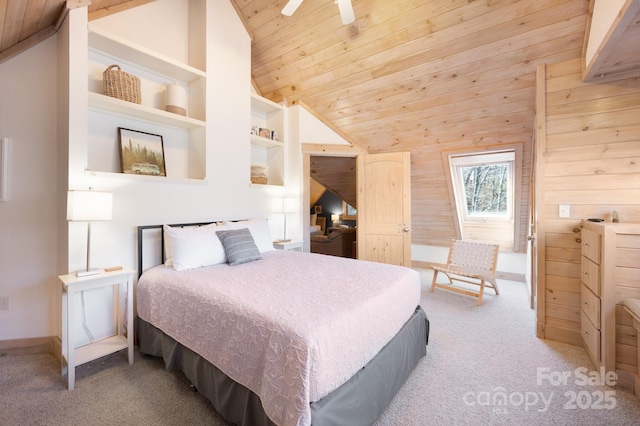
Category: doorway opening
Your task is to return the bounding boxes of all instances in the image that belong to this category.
[308,155,357,259]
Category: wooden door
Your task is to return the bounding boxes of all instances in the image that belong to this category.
[357,152,412,266]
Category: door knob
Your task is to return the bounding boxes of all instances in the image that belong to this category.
[403,227,410,232]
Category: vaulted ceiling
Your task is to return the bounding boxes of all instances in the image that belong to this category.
[1,0,597,249]
[0,1,155,64]
[236,0,592,249]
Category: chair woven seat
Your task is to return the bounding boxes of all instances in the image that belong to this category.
[429,239,500,305]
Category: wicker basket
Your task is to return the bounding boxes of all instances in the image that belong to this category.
[251,165,268,185]
[103,64,141,104]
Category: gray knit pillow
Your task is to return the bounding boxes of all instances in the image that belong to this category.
[216,228,262,265]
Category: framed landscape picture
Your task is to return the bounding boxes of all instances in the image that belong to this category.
[118,128,166,176]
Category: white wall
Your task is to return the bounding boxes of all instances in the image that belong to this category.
[296,105,350,145]
[63,0,273,277]
[0,0,304,344]
[0,37,60,340]
[585,0,627,66]
[61,0,292,344]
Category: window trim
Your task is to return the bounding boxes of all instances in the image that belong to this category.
[442,144,523,252]
[451,152,515,223]
[342,201,357,220]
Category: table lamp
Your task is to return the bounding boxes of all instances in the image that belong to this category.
[331,214,340,226]
[276,196,296,242]
[67,189,113,277]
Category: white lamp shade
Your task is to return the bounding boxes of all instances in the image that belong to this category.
[67,190,113,221]
[331,214,340,222]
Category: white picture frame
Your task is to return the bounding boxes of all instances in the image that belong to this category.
[0,138,8,202]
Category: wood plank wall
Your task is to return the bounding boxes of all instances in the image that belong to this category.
[537,58,640,347]
[403,0,590,252]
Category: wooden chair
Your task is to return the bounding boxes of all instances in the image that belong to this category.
[429,239,500,305]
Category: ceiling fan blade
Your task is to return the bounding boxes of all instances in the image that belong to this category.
[281,0,304,16]
[336,0,355,24]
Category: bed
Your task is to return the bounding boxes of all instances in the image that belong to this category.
[136,218,429,426]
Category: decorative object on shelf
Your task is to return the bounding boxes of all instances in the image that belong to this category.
[613,210,620,223]
[259,128,271,139]
[67,189,113,277]
[0,137,8,202]
[271,130,279,141]
[165,82,187,116]
[251,164,268,184]
[103,64,141,104]
[251,125,259,135]
[276,197,296,243]
[118,128,166,177]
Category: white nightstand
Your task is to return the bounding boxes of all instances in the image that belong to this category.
[58,268,135,390]
[273,240,303,252]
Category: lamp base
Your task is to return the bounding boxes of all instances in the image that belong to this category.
[76,268,101,277]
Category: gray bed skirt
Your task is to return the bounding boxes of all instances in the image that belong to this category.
[137,306,429,426]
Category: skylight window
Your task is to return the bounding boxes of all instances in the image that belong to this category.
[450,151,514,222]
[444,147,522,252]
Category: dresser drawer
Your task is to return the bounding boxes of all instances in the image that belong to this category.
[581,284,600,329]
[581,228,601,264]
[581,310,601,364]
[581,255,600,296]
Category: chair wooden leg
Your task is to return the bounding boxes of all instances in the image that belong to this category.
[477,279,485,305]
[490,279,500,295]
[430,270,439,292]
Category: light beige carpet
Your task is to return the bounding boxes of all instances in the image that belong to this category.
[2,269,640,425]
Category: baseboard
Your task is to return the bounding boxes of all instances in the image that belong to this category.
[0,336,54,356]
[411,260,526,283]
[616,369,635,393]
[53,336,62,362]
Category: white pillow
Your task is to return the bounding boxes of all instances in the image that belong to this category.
[164,223,227,271]
[222,217,274,253]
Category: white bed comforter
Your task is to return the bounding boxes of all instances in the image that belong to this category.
[137,250,421,426]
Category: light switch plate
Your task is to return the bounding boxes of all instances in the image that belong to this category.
[559,204,570,218]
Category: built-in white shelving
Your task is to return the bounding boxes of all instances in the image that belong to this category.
[88,92,206,130]
[85,24,207,181]
[250,93,285,186]
[88,26,206,83]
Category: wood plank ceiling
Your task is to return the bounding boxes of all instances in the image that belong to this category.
[1,0,595,251]
[0,0,150,64]
[237,0,592,251]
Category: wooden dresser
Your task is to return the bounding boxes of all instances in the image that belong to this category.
[580,221,640,387]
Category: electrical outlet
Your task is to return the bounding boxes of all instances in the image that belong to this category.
[0,296,8,310]
[559,204,570,218]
